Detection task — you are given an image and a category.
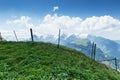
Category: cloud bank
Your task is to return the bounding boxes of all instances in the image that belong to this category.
[3,14,120,40]
[38,14,120,40]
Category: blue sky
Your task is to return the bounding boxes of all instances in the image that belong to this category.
[0,0,120,18]
[0,0,120,40]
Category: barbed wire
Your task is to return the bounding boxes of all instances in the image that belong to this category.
[0,28,120,71]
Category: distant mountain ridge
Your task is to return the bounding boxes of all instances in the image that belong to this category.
[33,34,120,56]
[115,40,120,44]
[33,34,120,58]
[88,35,120,58]
[33,34,115,59]
[32,34,120,71]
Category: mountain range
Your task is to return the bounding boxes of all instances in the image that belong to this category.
[88,35,120,58]
[33,34,120,57]
[32,34,120,70]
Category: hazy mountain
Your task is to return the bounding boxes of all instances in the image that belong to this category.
[32,34,120,70]
[115,40,120,44]
[33,34,110,60]
[88,35,120,58]
[33,34,120,58]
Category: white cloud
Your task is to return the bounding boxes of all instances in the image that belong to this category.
[7,16,31,24]
[6,16,35,29]
[3,14,120,40]
[38,14,82,35]
[2,16,35,41]
[80,16,120,31]
[37,14,120,40]
[53,6,59,11]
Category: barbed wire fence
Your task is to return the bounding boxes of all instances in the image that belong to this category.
[91,42,120,71]
[0,28,120,71]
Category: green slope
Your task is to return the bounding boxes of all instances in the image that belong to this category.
[0,42,120,80]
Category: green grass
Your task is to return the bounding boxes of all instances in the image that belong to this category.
[0,42,120,80]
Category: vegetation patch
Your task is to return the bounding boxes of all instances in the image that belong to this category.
[0,42,120,80]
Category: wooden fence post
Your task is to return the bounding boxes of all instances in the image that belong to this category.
[0,32,2,41]
[30,28,34,42]
[13,30,18,42]
[58,29,61,48]
[91,42,94,58]
[115,57,117,71]
[93,44,96,60]
[91,42,96,60]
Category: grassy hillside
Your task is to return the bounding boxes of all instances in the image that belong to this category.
[0,42,120,80]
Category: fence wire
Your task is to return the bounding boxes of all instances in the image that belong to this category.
[0,28,120,71]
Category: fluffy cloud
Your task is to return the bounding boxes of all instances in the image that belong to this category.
[7,16,31,24]
[53,6,59,11]
[38,14,82,34]
[81,16,120,31]
[6,16,35,29]
[4,14,120,40]
[39,14,120,32]
[36,14,120,40]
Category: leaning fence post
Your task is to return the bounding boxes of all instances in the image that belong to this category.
[30,28,34,42]
[58,29,61,48]
[13,30,18,42]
